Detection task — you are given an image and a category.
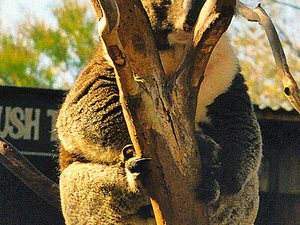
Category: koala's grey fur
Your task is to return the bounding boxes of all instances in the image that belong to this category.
[57,1,262,224]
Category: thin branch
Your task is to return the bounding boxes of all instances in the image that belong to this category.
[0,138,60,209]
[95,0,154,157]
[237,2,300,113]
[92,1,171,223]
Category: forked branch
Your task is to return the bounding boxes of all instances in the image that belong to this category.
[91,0,235,224]
[237,2,300,113]
[1,2,297,223]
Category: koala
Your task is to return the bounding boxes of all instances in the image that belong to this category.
[56,0,262,224]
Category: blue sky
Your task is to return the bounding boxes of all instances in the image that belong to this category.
[1,0,298,36]
[0,0,94,32]
[0,0,62,31]
[0,0,299,88]
[1,0,299,56]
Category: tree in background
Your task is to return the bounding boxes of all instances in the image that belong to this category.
[0,0,299,109]
[0,0,97,88]
[230,0,300,110]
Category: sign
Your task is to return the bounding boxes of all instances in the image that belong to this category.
[0,86,66,156]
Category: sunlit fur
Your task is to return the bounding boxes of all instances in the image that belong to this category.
[60,162,153,225]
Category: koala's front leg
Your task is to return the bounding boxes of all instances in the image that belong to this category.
[216,121,263,196]
[121,144,151,191]
[60,160,152,225]
[198,75,263,197]
[196,132,221,204]
[201,118,262,197]
[206,105,263,196]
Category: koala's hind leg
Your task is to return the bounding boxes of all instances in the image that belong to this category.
[59,145,90,172]
[59,162,155,225]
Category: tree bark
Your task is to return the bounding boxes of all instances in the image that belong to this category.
[92,0,236,224]
[0,2,297,224]
[237,2,300,113]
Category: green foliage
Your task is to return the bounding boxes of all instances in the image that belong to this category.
[1,0,299,110]
[0,0,97,88]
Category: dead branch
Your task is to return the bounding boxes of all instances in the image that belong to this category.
[0,138,60,209]
[237,2,300,113]
[91,0,235,224]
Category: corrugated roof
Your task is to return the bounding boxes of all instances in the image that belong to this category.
[255,101,295,112]
[254,105,300,122]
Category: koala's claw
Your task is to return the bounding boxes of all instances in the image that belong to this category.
[121,144,151,176]
[126,157,151,185]
[197,162,221,204]
[126,157,151,174]
[197,178,220,204]
[122,144,136,160]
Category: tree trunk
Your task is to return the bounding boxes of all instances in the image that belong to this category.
[91,0,236,224]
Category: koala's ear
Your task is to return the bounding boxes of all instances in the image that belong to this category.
[121,144,136,161]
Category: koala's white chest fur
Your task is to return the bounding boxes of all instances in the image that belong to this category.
[159,34,239,126]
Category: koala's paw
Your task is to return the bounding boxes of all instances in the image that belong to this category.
[197,178,220,204]
[197,158,221,204]
[218,171,244,195]
[126,157,151,175]
[196,132,222,204]
[122,144,151,178]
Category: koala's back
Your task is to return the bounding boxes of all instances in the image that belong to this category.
[56,46,131,167]
[56,45,155,224]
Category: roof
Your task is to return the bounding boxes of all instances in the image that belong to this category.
[254,105,300,122]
